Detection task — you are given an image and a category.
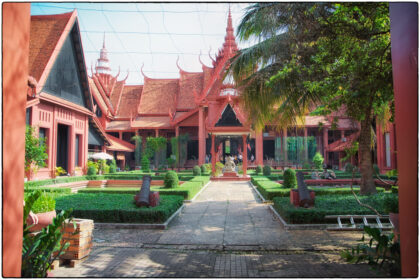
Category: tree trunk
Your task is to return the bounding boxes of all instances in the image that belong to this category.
[358,117,376,195]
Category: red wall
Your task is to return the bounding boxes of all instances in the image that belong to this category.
[2,3,31,276]
[390,3,418,277]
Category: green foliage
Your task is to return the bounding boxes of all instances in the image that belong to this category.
[312,152,324,170]
[256,165,263,174]
[344,163,355,173]
[193,165,201,176]
[55,166,67,177]
[24,191,56,213]
[383,195,399,213]
[146,136,167,167]
[231,3,392,194]
[283,169,297,188]
[24,187,72,195]
[386,169,398,178]
[373,164,380,175]
[22,190,74,277]
[167,157,176,169]
[98,159,109,174]
[25,126,48,175]
[391,186,398,194]
[200,165,207,173]
[109,160,117,174]
[87,165,97,176]
[263,165,271,176]
[141,155,150,172]
[55,194,183,223]
[303,161,311,169]
[164,171,179,188]
[341,226,400,277]
[214,162,224,176]
[131,135,142,166]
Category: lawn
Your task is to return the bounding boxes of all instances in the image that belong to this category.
[55,193,184,223]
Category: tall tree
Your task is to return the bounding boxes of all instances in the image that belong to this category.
[230,3,393,194]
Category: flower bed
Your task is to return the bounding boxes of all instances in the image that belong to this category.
[273,193,397,224]
[55,194,183,223]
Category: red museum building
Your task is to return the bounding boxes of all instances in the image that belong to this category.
[25,9,397,180]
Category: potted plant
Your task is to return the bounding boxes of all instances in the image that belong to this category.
[22,190,74,277]
[25,191,56,232]
[384,195,399,238]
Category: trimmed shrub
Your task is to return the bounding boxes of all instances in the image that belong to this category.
[109,160,117,174]
[141,156,150,172]
[283,169,297,188]
[383,194,399,213]
[273,193,396,224]
[24,191,56,214]
[56,194,183,223]
[263,165,271,176]
[87,165,97,176]
[200,165,207,174]
[344,163,354,173]
[312,152,324,169]
[391,186,398,194]
[25,187,72,194]
[193,165,201,176]
[164,171,179,188]
[256,165,263,175]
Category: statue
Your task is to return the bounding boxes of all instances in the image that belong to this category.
[224,155,236,172]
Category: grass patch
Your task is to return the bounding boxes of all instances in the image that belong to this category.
[55,193,183,223]
[273,193,397,224]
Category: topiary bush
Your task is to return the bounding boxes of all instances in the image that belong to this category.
[141,155,150,172]
[283,168,297,188]
[87,165,97,176]
[164,170,179,188]
[24,191,56,214]
[256,165,263,174]
[200,165,207,174]
[383,194,399,213]
[193,165,201,176]
[263,165,271,176]
[344,162,354,173]
[109,160,117,174]
[312,152,324,170]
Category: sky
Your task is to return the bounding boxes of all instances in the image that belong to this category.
[31,2,254,85]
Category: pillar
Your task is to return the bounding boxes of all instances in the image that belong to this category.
[119,131,122,139]
[211,134,216,175]
[304,127,308,161]
[2,3,30,276]
[175,126,179,137]
[242,134,247,176]
[283,128,288,164]
[255,128,263,166]
[323,127,328,165]
[198,107,206,165]
[155,129,159,137]
[390,3,418,276]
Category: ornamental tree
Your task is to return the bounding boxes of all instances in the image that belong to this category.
[230,3,393,194]
[25,126,48,180]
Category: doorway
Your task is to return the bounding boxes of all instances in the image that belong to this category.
[56,124,69,172]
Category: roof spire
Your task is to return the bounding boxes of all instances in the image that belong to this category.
[96,31,111,75]
[102,32,106,49]
[215,6,238,62]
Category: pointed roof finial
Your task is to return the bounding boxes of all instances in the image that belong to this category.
[102,32,106,49]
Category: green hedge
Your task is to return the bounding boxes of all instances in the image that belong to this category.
[56,194,183,223]
[273,193,397,224]
[78,188,139,195]
[153,181,203,199]
[24,187,72,194]
[24,176,89,188]
[310,187,385,196]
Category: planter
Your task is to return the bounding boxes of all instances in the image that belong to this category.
[290,189,315,207]
[27,210,57,232]
[389,212,399,240]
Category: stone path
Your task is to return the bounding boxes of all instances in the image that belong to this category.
[52,181,386,277]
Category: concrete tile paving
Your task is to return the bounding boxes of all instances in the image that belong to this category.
[52,180,386,277]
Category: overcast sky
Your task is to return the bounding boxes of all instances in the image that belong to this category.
[31,3,253,84]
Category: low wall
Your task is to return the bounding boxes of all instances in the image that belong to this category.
[277,178,395,187]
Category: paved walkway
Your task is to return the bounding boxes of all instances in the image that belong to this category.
[52,181,386,277]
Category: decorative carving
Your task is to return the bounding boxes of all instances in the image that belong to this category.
[224,156,236,172]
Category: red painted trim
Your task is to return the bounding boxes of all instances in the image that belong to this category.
[39,92,93,116]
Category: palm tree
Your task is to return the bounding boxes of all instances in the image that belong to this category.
[230,3,393,195]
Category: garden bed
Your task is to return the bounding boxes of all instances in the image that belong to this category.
[55,193,184,223]
[272,193,397,224]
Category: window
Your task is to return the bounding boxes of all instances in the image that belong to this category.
[26,108,32,125]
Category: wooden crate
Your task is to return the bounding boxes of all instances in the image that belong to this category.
[60,219,94,260]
